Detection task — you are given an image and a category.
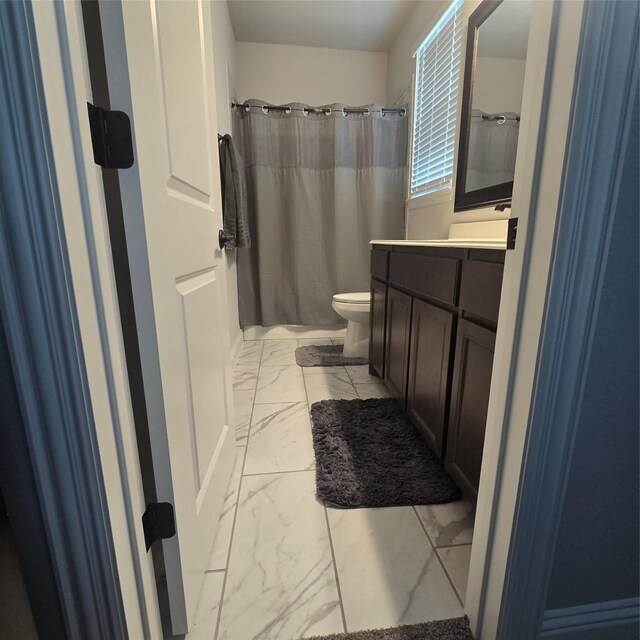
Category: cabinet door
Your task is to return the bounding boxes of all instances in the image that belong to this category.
[384,287,412,406]
[445,319,496,501]
[369,278,387,378]
[407,300,454,457]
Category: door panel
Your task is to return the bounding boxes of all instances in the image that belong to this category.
[175,270,226,491]
[407,300,454,457]
[157,1,210,195]
[103,0,234,633]
[384,287,412,406]
[445,319,496,501]
[369,278,387,378]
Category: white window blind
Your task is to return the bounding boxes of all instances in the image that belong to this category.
[410,0,464,198]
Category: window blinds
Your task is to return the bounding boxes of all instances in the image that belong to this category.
[410,0,464,197]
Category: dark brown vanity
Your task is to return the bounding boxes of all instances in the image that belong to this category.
[369,242,505,502]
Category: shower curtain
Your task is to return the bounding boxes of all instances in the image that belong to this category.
[466,109,520,192]
[233,99,408,327]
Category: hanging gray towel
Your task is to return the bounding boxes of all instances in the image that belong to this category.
[218,133,251,248]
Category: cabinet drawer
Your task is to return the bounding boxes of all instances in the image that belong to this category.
[459,260,504,324]
[389,253,458,305]
[371,249,389,281]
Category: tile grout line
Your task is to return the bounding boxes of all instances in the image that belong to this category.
[301,353,348,633]
[436,541,474,550]
[242,467,314,478]
[323,505,349,634]
[412,505,466,608]
[213,340,263,640]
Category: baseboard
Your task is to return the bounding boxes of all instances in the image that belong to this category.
[230,329,243,370]
[243,324,347,340]
[541,597,639,638]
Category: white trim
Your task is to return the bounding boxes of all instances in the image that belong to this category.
[407,186,453,209]
[465,1,585,637]
[30,2,162,638]
[230,328,244,370]
[541,598,640,635]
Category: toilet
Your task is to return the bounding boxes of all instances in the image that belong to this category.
[332,292,371,359]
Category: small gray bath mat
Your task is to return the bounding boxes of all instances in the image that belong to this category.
[295,344,368,367]
[308,617,474,640]
[310,398,460,508]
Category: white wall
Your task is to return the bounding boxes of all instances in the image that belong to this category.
[387,0,513,239]
[473,57,526,114]
[234,41,388,106]
[211,0,241,355]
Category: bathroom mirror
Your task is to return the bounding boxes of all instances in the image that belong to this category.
[454,0,531,212]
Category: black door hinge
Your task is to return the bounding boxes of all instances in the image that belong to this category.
[507,217,518,250]
[87,103,134,169]
[142,502,176,551]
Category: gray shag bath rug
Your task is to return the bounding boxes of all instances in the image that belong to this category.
[310,398,460,508]
[308,617,474,640]
[296,344,368,367]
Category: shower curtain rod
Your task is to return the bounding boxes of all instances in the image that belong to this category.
[232,102,407,116]
[472,113,521,123]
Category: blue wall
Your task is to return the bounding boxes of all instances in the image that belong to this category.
[544,94,639,613]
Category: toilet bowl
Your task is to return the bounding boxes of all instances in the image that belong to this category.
[332,292,371,359]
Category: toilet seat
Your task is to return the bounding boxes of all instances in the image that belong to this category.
[332,292,371,305]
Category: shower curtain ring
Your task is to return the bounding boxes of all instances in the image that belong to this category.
[284,106,292,115]
[324,108,332,116]
[363,108,371,116]
[497,115,506,124]
[261,105,269,115]
[302,107,309,116]
[400,108,407,116]
[341,108,348,117]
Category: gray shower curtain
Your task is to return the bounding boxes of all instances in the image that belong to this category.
[234,99,408,327]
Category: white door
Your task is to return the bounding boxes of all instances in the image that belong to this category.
[101,0,235,634]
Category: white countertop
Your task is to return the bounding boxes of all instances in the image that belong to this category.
[370,239,507,250]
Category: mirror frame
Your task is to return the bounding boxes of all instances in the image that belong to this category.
[454,0,516,212]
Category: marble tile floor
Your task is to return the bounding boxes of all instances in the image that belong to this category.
[188,337,474,640]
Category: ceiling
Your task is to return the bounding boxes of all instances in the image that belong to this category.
[477,0,532,60]
[227,0,418,53]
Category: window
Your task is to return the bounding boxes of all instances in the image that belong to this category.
[410,0,464,198]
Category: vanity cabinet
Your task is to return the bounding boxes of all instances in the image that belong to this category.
[445,320,496,500]
[369,278,387,378]
[384,288,412,407]
[407,300,453,458]
[369,244,505,502]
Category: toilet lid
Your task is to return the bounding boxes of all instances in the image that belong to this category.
[333,292,371,304]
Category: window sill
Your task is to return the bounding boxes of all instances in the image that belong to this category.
[407,187,453,210]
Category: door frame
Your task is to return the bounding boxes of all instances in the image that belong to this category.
[20,2,162,640]
[7,0,635,639]
[465,1,584,635]
[467,0,639,637]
